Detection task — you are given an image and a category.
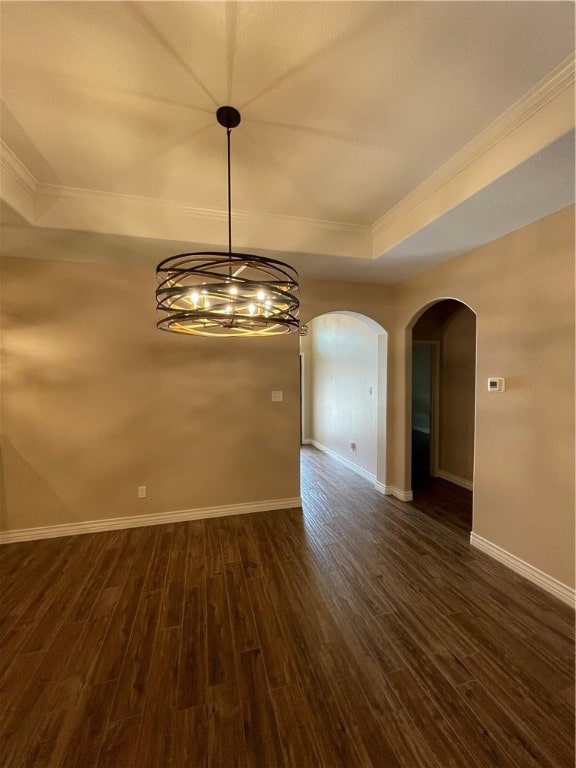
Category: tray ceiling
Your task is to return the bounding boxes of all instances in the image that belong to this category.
[1,1,574,281]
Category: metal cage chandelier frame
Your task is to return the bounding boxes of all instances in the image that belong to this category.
[156,106,300,337]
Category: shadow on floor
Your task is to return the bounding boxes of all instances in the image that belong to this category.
[411,430,472,534]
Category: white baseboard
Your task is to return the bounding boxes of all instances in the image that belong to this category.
[435,469,473,491]
[0,497,303,544]
[306,441,412,501]
[309,441,413,502]
[470,532,575,608]
[310,440,376,484]
[375,482,414,502]
[301,438,314,445]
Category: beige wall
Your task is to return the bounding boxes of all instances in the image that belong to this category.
[299,277,395,330]
[1,206,574,592]
[0,255,301,530]
[0,257,396,533]
[306,313,379,477]
[390,205,575,588]
[439,307,476,481]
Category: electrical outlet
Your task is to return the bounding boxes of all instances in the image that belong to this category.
[487,377,505,392]
[138,486,147,498]
[271,391,283,402]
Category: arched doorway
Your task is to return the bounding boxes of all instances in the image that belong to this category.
[300,311,388,492]
[409,299,476,531]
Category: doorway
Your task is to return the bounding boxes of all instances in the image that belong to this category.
[409,299,476,531]
[300,312,388,491]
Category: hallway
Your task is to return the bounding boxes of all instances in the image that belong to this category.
[0,446,573,767]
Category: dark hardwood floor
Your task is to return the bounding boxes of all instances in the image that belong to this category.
[0,445,574,767]
[410,476,473,535]
[411,429,473,534]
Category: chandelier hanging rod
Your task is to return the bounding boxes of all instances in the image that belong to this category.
[217,106,241,260]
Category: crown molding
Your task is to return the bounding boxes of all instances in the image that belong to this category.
[1,139,38,196]
[2,55,573,265]
[372,54,576,254]
[0,139,38,221]
[0,140,371,258]
[36,183,228,219]
[35,183,369,238]
[12,181,371,260]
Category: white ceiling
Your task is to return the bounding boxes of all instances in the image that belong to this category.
[0,1,574,283]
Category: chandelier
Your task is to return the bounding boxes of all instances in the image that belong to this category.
[156,106,300,337]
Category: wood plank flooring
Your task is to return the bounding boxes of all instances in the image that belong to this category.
[0,445,574,767]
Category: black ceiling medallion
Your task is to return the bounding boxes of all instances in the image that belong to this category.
[156,106,300,337]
